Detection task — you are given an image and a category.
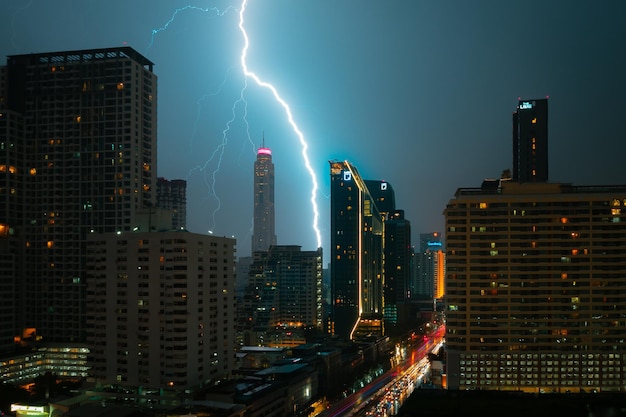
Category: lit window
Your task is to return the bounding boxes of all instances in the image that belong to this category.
[479,202,488,209]
[531,118,537,124]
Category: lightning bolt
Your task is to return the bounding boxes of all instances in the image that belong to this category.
[238,0,322,249]
[186,76,251,234]
[147,4,236,52]
[148,1,322,249]
[9,0,34,52]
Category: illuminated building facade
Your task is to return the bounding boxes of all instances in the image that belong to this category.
[513,98,548,183]
[0,47,157,343]
[86,231,235,389]
[252,145,276,253]
[445,181,626,392]
[0,345,89,385]
[329,160,387,340]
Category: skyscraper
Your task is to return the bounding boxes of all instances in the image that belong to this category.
[252,145,276,253]
[0,47,157,343]
[329,160,386,340]
[513,98,548,182]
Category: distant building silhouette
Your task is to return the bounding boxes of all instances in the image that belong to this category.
[252,144,276,253]
[415,232,445,301]
[383,210,412,326]
[513,98,548,182]
[156,177,187,229]
[0,47,157,345]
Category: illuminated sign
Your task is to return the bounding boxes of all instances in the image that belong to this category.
[257,147,272,156]
[427,241,443,247]
[11,404,46,412]
[381,182,387,191]
[343,171,352,181]
[519,101,533,110]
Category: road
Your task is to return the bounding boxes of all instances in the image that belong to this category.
[317,326,445,417]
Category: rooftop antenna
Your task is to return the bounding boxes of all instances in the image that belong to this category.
[262,131,265,148]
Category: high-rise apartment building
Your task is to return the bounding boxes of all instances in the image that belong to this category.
[513,98,548,182]
[329,160,386,340]
[156,177,187,230]
[239,245,323,347]
[0,47,157,343]
[252,145,276,253]
[445,181,626,392]
[86,231,235,389]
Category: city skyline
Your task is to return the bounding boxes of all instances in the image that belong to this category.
[1,1,625,258]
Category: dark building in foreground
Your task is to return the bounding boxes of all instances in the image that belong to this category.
[86,231,235,389]
[0,47,157,344]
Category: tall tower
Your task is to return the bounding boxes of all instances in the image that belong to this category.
[329,160,385,340]
[0,47,157,343]
[513,98,548,182]
[252,143,276,253]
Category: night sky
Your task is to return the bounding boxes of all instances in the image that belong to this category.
[2,1,625,258]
